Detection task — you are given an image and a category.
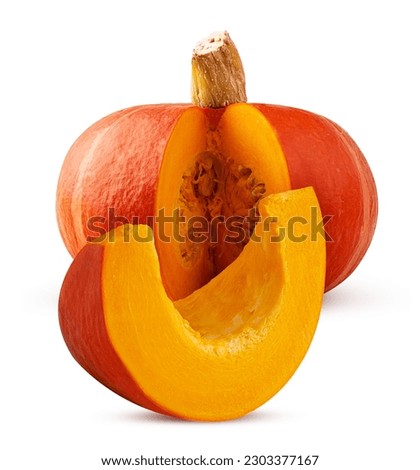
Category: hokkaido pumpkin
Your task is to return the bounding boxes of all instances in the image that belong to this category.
[56,31,377,296]
[59,188,326,421]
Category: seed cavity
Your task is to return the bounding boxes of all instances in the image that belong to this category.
[178,150,266,274]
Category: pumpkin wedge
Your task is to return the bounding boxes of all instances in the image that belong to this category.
[59,188,325,421]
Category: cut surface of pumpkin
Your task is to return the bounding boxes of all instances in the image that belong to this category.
[59,188,326,421]
[155,103,291,300]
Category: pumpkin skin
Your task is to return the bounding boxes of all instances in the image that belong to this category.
[254,104,378,291]
[57,102,377,293]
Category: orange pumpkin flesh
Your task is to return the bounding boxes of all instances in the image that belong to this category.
[59,188,326,421]
[155,104,290,300]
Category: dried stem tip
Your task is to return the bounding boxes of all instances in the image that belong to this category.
[191,31,247,108]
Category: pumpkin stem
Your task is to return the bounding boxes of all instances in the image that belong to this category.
[191,31,247,108]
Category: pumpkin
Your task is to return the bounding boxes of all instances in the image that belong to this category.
[59,188,326,421]
[56,31,377,296]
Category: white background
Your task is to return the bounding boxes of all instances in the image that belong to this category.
[1,1,419,469]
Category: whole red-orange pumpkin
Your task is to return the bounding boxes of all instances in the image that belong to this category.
[56,32,377,297]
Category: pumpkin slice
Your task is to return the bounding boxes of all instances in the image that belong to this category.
[59,188,325,421]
